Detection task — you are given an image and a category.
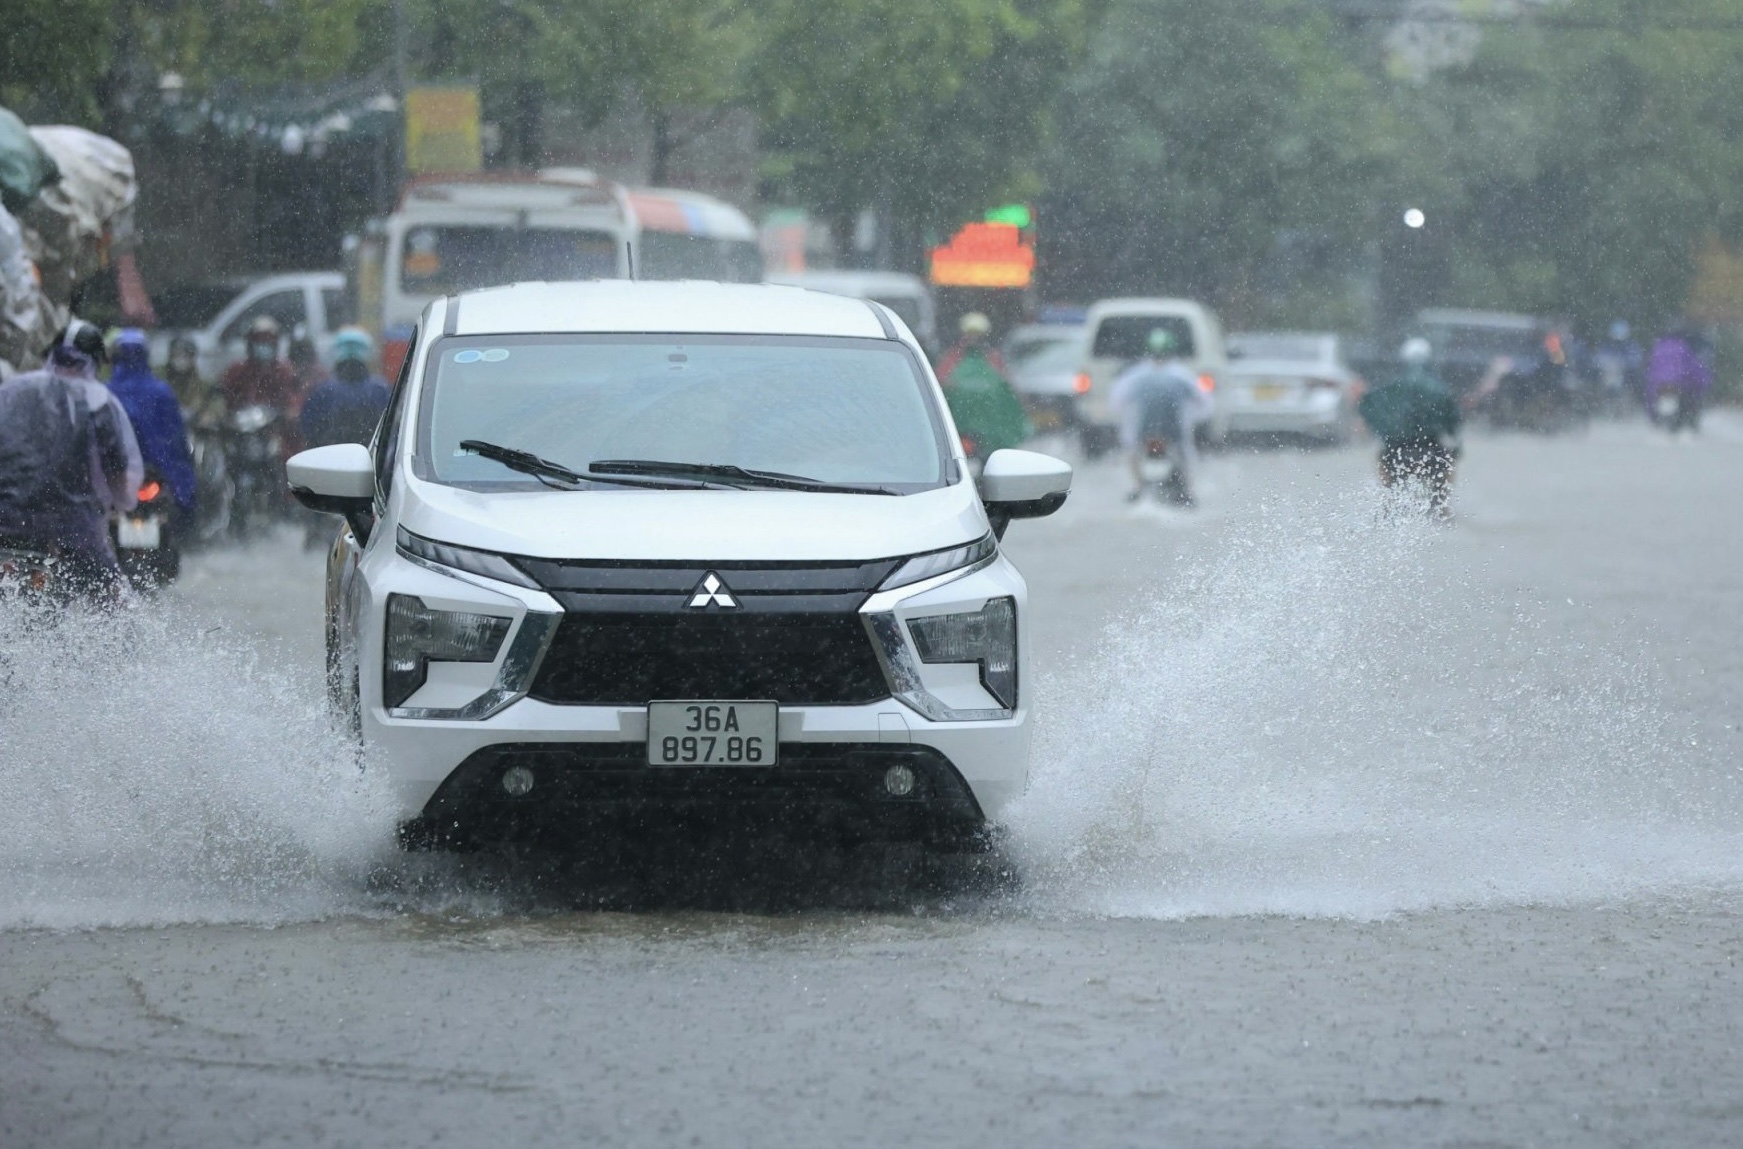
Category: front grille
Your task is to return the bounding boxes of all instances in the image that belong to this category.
[529,613,890,706]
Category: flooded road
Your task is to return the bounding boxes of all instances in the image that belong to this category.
[4,418,1742,1146]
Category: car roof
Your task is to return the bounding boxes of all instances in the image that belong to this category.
[1085,297,1211,319]
[448,280,891,339]
[764,270,929,297]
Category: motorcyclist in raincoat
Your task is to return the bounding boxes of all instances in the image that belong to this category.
[0,322,143,593]
[1645,326,1712,433]
[935,312,1031,463]
[219,316,298,413]
[106,328,197,522]
[297,327,391,550]
[1358,338,1462,520]
[1109,327,1210,506]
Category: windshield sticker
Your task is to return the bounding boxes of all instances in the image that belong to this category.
[481,349,510,362]
[452,349,483,364]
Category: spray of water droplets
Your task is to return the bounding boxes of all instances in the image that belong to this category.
[1008,489,1743,919]
[0,593,400,929]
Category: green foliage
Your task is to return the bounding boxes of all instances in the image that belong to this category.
[0,0,116,119]
[747,0,1095,239]
[1043,0,1396,306]
[1415,0,1743,326]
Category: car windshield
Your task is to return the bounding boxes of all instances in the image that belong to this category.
[400,226,621,294]
[1006,329,1082,365]
[418,334,948,492]
[1230,334,1331,363]
[1091,315,1196,359]
[1014,338,1084,375]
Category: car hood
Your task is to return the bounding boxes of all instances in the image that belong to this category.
[397,477,989,563]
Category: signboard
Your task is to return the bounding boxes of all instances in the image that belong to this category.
[929,216,1035,289]
[405,86,481,173]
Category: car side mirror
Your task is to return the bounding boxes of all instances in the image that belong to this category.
[978,449,1071,539]
[287,443,376,545]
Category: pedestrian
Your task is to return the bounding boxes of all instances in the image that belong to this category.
[0,321,144,596]
[1108,327,1209,506]
[1357,338,1462,520]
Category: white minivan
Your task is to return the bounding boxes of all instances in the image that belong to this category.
[1074,297,1229,453]
[286,280,1071,855]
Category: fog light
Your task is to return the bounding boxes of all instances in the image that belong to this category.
[501,766,535,797]
[883,764,916,797]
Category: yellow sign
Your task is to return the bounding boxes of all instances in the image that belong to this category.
[405,86,481,174]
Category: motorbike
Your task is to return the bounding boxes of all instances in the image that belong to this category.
[224,404,285,539]
[187,422,233,545]
[1137,434,1193,506]
[110,471,181,589]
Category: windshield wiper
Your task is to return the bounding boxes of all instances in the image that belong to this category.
[459,441,708,491]
[588,459,900,495]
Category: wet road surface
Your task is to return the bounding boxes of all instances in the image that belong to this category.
[3,417,1741,1147]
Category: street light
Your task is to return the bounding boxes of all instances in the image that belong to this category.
[1404,207,1426,229]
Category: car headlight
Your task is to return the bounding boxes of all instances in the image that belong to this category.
[881,534,997,591]
[397,527,538,589]
[383,594,512,709]
[905,596,1017,710]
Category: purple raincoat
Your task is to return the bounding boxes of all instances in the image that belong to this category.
[1646,336,1712,399]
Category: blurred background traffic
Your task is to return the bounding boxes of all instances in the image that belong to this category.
[1,0,1737,564]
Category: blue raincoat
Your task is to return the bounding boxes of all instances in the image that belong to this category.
[107,345,197,513]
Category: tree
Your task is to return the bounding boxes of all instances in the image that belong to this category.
[747,0,1095,261]
[1042,0,1397,312]
[1415,0,1743,327]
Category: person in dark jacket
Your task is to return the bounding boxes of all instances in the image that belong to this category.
[1358,338,1463,520]
[0,322,143,593]
[106,328,197,520]
[297,327,389,550]
[299,327,390,449]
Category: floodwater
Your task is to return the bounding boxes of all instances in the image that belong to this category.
[3,416,1741,1146]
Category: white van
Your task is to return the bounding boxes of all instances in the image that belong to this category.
[1074,298,1229,452]
[764,270,937,352]
[150,270,345,381]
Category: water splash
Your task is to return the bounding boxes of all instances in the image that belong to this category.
[1008,489,1743,919]
[0,594,399,929]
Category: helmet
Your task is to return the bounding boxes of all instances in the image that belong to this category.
[1400,337,1432,365]
[247,316,281,340]
[959,312,992,338]
[114,327,149,351]
[1609,320,1631,341]
[1146,328,1176,356]
[331,325,374,364]
[47,320,109,367]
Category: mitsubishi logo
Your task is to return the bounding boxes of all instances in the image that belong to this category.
[688,572,738,609]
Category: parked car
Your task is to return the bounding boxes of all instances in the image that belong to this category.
[149,271,345,381]
[1004,326,1088,431]
[764,270,937,353]
[285,280,1073,857]
[1222,331,1363,443]
[1074,298,1229,455]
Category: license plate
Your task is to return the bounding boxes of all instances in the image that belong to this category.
[117,515,162,549]
[1251,383,1288,402]
[647,701,778,766]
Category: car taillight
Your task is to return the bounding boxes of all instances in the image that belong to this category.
[138,480,161,501]
[1197,373,1216,393]
[1072,372,1092,394]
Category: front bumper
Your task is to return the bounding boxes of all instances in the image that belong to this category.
[403,742,987,849]
[357,545,1034,839]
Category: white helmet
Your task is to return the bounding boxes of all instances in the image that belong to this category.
[1400,337,1433,365]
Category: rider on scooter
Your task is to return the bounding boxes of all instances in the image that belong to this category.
[0,322,143,595]
[1109,328,1209,506]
